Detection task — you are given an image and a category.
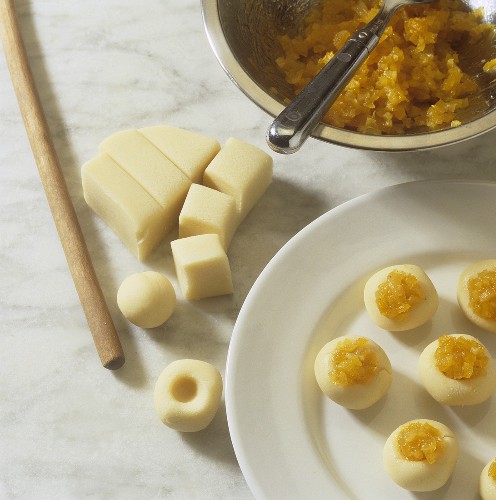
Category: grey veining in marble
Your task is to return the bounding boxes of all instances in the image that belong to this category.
[2,1,496,499]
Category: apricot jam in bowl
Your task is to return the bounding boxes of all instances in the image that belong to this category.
[202,0,496,151]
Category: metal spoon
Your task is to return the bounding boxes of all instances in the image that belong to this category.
[266,0,437,154]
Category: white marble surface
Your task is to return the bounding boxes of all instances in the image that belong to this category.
[2,1,496,499]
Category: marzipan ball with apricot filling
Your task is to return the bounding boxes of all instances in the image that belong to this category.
[480,458,496,500]
[383,419,458,492]
[364,264,438,331]
[314,336,392,409]
[419,333,496,406]
[458,259,496,333]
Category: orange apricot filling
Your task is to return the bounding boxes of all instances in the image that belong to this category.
[467,269,496,320]
[275,0,494,134]
[375,270,425,319]
[330,337,379,385]
[397,422,445,464]
[435,335,488,380]
[489,459,496,480]
[484,59,496,73]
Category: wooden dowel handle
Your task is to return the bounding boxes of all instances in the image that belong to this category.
[0,0,125,370]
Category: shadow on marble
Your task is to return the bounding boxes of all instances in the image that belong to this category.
[16,1,81,191]
[181,400,239,466]
[365,126,496,183]
[112,325,149,389]
[144,231,179,276]
[224,176,329,306]
[144,301,230,362]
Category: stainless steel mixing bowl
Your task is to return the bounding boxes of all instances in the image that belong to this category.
[202,0,496,151]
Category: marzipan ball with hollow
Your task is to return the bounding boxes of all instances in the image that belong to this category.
[154,359,223,432]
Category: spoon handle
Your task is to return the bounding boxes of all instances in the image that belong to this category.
[0,0,125,370]
[267,17,385,153]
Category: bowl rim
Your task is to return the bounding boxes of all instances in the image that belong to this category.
[201,0,496,152]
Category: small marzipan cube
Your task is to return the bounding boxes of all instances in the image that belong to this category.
[140,125,220,184]
[203,137,272,222]
[82,153,169,260]
[179,184,238,250]
[171,234,233,300]
[99,129,191,233]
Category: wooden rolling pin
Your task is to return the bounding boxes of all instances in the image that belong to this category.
[0,0,125,370]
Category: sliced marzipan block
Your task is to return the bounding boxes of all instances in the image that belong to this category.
[99,129,191,233]
[203,137,273,222]
[139,125,220,184]
[171,234,233,300]
[82,153,168,260]
[179,184,238,250]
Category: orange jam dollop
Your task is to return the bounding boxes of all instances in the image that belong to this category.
[435,335,488,380]
[375,270,425,318]
[468,269,496,320]
[488,459,496,480]
[330,337,379,386]
[397,422,445,464]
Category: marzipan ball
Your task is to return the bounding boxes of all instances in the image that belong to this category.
[117,271,176,328]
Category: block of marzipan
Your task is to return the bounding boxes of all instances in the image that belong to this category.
[171,234,233,300]
[179,184,238,250]
[82,153,169,260]
[203,137,273,222]
[99,129,191,233]
[139,125,221,184]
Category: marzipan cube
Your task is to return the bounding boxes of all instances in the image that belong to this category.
[171,234,233,300]
[203,137,272,222]
[179,184,238,250]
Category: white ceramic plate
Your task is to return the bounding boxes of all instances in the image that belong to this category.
[226,180,496,500]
